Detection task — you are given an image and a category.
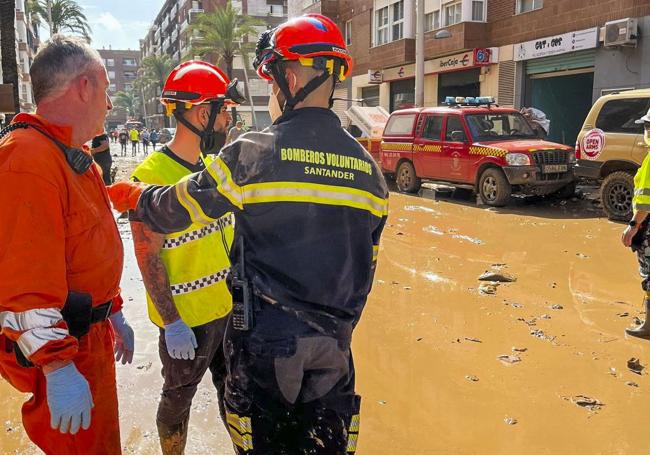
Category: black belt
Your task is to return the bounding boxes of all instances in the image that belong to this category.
[90,300,114,323]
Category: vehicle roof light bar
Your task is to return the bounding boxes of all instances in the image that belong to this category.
[443,96,497,107]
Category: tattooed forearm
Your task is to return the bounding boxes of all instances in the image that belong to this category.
[131,221,180,325]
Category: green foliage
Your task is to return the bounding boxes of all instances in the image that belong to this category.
[139,54,177,90]
[34,0,92,41]
[188,1,262,77]
[112,90,138,116]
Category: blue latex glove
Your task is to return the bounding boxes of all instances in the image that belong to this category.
[109,310,134,364]
[45,363,94,434]
[164,319,198,360]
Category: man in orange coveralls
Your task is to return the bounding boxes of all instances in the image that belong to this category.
[0,35,134,454]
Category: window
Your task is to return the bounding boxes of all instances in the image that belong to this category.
[108,71,115,80]
[595,98,649,134]
[361,86,380,107]
[444,2,462,26]
[123,58,137,66]
[425,11,440,31]
[445,116,467,142]
[124,83,133,91]
[391,0,404,41]
[385,114,416,135]
[472,0,485,21]
[268,4,283,16]
[517,0,543,14]
[376,7,389,45]
[108,84,117,92]
[345,20,352,46]
[105,58,114,67]
[124,71,136,80]
[466,114,537,141]
[422,116,443,140]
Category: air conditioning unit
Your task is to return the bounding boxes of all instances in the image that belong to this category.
[604,18,638,47]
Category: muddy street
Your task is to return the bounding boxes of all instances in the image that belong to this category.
[2,146,650,454]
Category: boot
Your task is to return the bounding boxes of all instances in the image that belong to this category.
[157,419,189,455]
[626,297,650,339]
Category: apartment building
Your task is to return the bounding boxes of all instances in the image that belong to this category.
[140,0,286,130]
[0,0,40,116]
[97,48,141,128]
[292,0,650,146]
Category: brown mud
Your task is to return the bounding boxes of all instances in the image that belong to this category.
[2,146,649,453]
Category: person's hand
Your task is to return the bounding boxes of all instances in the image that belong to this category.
[45,363,94,434]
[107,181,146,213]
[622,224,640,247]
[164,319,198,360]
[109,310,134,364]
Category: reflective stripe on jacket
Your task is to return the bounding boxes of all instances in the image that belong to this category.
[134,108,388,325]
[634,150,650,213]
[132,150,233,327]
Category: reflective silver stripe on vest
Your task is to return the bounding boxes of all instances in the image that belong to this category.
[0,308,63,332]
[170,267,230,296]
[17,327,69,358]
[163,214,234,249]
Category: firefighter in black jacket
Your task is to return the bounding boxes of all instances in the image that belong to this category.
[108,14,388,454]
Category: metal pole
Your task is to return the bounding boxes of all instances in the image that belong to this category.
[241,54,258,129]
[415,0,425,107]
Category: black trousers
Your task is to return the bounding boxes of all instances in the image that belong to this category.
[157,317,229,429]
[223,303,360,454]
[93,150,112,185]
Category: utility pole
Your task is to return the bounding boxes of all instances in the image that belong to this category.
[415,0,425,107]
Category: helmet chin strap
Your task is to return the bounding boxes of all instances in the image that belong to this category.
[173,101,224,154]
[270,60,340,113]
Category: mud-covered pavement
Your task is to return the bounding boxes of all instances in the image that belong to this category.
[3,145,650,453]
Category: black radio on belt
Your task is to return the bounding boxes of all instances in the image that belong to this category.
[231,237,253,331]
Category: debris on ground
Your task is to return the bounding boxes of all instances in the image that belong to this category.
[479,283,499,295]
[569,395,603,412]
[512,347,527,353]
[518,317,537,327]
[617,312,629,317]
[504,417,518,425]
[550,304,564,310]
[626,381,640,388]
[497,355,521,364]
[478,271,516,282]
[627,358,645,375]
[464,337,482,343]
[465,375,479,382]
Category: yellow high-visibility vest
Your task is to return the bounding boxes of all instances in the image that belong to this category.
[131,150,233,327]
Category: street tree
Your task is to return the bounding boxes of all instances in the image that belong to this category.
[188,1,261,124]
[138,54,176,127]
[112,90,139,118]
[0,0,20,118]
[33,0,91,41]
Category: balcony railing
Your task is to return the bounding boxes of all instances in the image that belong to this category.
[188,8,204,24]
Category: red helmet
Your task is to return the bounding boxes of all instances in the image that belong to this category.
[253,14,352,82]
[161,60,244,115]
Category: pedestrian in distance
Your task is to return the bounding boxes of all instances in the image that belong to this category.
[129,61,236,454]
[91,131,113,185]
[107,14,387,454]
[119,128,128,156]
[150,128,159,151]
[0,34,134,454]
[225,119,245,144]
[129,126,139,156]
[141,128,150,156]
[623,108,650,339]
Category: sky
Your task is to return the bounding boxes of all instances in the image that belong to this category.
[78,0,164,50]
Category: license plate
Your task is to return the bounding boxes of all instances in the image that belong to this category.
[543,164,568,173]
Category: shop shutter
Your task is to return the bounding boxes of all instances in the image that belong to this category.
[332,86,350,127]
[526,50,596,75]
[498,61,516,107]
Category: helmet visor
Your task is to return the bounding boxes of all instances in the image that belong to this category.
[224,79,246,106]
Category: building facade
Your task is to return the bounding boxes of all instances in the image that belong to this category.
[289,0,650,147]
[0,0,40,117]
[97,48,141,129]
[140,0,286,130]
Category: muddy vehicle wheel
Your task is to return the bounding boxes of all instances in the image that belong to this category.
[396,161,421,193]
[601,171,634,221]
[478,168,511,206]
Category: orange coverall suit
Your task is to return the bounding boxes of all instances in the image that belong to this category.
[0,114,124,454]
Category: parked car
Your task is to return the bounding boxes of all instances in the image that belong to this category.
[575,89,650,220]
[380,97,576,206]
[158,128,176,144]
